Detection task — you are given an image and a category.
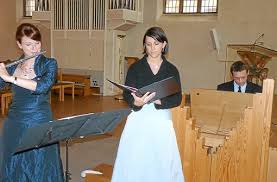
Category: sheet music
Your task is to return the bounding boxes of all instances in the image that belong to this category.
[107,77,181,102]
[106,79,138,92]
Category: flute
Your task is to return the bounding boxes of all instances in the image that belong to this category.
[5,50,46,68]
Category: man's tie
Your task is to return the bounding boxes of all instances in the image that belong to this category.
[238,86,241,93]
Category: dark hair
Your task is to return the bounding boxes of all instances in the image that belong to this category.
[16,23,41,43]
[230,61,249,75]
[142,27,169,55]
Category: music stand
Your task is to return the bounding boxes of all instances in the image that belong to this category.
[14,108,131,182]
[227,44,277,85]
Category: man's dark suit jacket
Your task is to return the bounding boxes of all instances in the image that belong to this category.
[217,81,262,93]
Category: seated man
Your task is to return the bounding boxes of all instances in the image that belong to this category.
[217,61,262,93]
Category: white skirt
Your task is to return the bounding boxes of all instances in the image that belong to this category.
[112,103,184,182]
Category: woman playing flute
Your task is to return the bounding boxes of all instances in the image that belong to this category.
[0,23,64,182]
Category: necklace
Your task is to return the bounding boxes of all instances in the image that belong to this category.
[18,62,35,77]
[21,67,34,77]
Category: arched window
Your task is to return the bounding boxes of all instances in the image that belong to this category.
[164,0,218,14]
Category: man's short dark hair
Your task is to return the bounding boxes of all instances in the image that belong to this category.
[230,61,249,75]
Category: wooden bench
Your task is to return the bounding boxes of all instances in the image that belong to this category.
[50,83,62,102]
[60,82,75,101]
[50,82,75,102]
[62,73,91,96]
[0,90,12,115]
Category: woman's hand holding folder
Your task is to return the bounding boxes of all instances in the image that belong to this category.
[107,77,180,103]
[132,92,156,107]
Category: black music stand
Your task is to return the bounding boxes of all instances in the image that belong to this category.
[14,108,131,182]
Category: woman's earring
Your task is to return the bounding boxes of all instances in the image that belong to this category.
[162,47,165,52]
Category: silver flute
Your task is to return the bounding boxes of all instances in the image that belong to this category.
[5,50,46,68]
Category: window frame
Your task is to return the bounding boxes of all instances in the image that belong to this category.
[163,0,218,15]
[23,0,28,17]
[23,0,35,17]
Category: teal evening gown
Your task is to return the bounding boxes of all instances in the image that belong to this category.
[0,55,64,181]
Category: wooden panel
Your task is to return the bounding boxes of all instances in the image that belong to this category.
[172,106,187,175]
[190,88,253,135]
[268,148,277,182]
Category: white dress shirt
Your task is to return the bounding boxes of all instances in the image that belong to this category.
[234,81,247,93]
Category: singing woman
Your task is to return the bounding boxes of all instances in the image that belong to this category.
[111,27,184,182]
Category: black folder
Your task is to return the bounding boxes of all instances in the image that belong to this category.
[107,76,181,102]
[14,108,131,154]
